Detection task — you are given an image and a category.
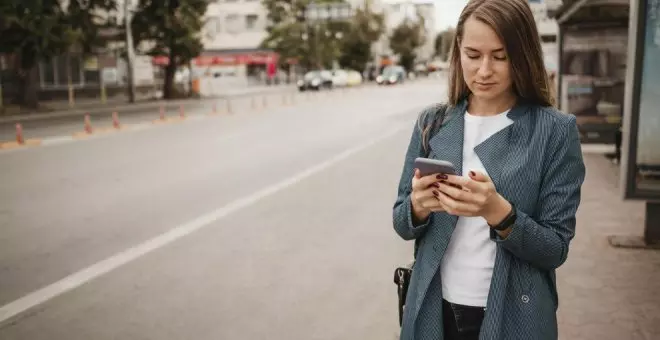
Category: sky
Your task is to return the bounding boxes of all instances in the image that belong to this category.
[432,0,469,30]
[382,0,469,31]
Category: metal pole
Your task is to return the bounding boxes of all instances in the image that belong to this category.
[125,0,136,103]
[645,202,660,245]
[67,52,74,108]
[0,66,3,111]
[315,23,320,69]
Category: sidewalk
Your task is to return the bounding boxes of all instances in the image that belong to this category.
[0,84,296,124]
[556,152,660,339]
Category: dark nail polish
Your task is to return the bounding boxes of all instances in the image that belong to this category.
[432,183,440,188]
[437,174,448,180]
[433,190,439,196]
[469,171,476,177]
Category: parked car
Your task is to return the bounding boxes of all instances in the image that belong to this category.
[346,70,363,86]
[297,70,333,91]
[331,69,349,87]
[376,65,406,85]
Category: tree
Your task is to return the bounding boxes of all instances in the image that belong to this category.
[0,0,116,108]
[389,18,425,72]
[434,28,455,61]
[132,0,208,99]
[260,21,310,70]
[261,0,313,70]
[261,0,350,70]
[338,6,384,72]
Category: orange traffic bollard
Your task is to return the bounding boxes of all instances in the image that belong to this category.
[159,105,166,121]
[112,112,120,129]
[179,105,185,119]
[84,114,93,134]
[16,123,24,144]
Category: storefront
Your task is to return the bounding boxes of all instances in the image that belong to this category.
[550,0,629,144]
[152,49,281,86]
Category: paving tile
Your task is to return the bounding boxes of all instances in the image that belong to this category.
[556,154,660,338]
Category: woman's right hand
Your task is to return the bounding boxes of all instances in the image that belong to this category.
[410,169,446,223]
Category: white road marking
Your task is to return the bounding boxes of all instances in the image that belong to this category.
[0,124,407,326]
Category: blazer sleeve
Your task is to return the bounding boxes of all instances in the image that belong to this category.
[393,117,434,241]
[491,115,586,271]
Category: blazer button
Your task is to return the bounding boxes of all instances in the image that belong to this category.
[521,295,530,304]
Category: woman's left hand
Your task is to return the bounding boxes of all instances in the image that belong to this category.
[434,171,511,225]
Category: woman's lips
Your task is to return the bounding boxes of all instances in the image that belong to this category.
[474,82,495,90]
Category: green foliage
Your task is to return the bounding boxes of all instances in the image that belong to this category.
[132,0,208,67]
[338,6,384,72]
[132,0,208,98]
[261,0,352,70]
[0,0,117,107]
[67,0,118,55]
[434,28,455,61]
[389,18,425,72]
[260,22,309,68]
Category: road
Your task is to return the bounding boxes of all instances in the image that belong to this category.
[0,79,444,339]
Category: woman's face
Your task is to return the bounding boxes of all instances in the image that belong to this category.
[460,17,514,102]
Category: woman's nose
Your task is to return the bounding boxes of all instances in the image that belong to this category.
[477,58,494,78]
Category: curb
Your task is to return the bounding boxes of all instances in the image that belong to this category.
[0,139,42,150]
[0,86,298,124]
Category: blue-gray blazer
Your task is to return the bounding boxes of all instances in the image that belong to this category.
[393,99,586,340]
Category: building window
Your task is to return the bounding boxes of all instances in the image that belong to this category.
[225,14,241,33]
[245,14,259,30]
[205,17,219,39]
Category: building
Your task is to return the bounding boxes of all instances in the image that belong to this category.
[186,0,278,86]
[380,0,437,64]
[528,0,560,74]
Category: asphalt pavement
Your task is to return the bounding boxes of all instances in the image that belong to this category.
[0,79,443,339]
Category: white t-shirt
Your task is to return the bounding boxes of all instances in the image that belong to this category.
[440,109,513,307]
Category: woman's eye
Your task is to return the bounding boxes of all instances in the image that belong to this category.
[494,55,507,61]
[467,54,480,60]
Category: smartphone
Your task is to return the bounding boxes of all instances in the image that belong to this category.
[414,157,457,177]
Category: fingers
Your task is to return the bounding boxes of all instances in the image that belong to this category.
[421,196,445,212]
[443,174,484,193]
[412,186,436,202]
[435,190,480,216]
[468,170,490,183]
[413,187,445,212]
[436,181,471,202]
[413,171,449,191]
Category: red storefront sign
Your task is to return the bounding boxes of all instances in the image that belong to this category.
[152,52,281,66]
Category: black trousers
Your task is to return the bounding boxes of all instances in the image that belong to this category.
[442,299,486,340]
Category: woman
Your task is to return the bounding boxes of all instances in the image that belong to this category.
[392,0,586,339]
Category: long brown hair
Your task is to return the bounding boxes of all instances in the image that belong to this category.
[447,0,555,107]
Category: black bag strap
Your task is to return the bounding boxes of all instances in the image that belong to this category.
[413,103,450,260]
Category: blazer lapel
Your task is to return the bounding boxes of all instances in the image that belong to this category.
[474,102,529,188]
[427,100,467,175]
